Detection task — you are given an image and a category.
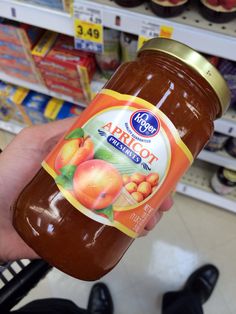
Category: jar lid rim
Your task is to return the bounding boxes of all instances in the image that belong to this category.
[138,38,231,117]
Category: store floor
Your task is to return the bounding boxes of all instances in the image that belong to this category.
[1,130,236,314]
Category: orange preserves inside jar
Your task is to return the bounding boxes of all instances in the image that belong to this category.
[13,38,230,281]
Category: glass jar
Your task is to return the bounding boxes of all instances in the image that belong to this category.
[13,38,230,281]
[150,0,189,17]
[114,0,146,7]
[199,0,236,23]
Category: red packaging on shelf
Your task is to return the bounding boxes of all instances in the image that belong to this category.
[42,70,82,89]
[45,79,85,102]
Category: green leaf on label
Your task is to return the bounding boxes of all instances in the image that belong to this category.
[55,175,73,190]
[60,165,77,179]
[96,205,114,222]
[94,148,113,161]
[55,165,76,190]
[65,128,84,140]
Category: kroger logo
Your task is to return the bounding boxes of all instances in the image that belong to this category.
[130,110,160,137]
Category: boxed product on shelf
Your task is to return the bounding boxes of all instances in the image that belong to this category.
[0,40,27,58]
[45,80,85,102]
[0,66,39,84]
[21,90,51,124]
[0,81,32,126]
[32,31,96,102]
[44,98,83,121]
[42,70,82,89]
[0,80,82,127]
[10,88,81,125]
[0,54,33,72]
[0,19,44,49]
[0,19,44,84]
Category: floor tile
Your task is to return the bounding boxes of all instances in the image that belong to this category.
[176,193,236,252]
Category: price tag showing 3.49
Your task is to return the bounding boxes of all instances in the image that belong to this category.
[73,2,104,53]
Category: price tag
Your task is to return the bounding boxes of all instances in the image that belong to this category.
[137,35,150,51]
[73,3,104,53]
[138,22,174,50]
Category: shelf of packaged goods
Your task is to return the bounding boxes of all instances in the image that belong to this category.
[198,149,236,171]
[0,71,87,108]
[75,0,236,61]
[176,161,236,213]
[1,0,236,61]
[0,120,24,134]
[2,68,236,135]
[0,0,73,36]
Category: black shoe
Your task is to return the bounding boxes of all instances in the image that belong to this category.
[87,283,113,314]
[184,264,219,305]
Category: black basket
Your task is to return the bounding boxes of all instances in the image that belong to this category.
[0,260,52,312]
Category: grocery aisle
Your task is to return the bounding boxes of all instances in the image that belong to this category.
[0,1,236,314]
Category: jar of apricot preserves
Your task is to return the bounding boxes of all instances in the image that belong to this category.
[13,38,230,281]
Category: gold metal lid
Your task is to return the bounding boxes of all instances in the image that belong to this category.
[138,38,231,117]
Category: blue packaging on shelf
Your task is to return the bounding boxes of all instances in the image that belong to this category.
[22,91,50,124]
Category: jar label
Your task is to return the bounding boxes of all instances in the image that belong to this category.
[151,0,188,7]
[42,89,193,238]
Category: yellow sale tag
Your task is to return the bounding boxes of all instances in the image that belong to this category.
[74,19,103,44]
[160,26,174,38]
[137,35,150,50]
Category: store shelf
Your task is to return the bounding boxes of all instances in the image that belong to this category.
[0,120,24,134]
[1,0,236,61]
[177,161,236,213]
[76,0,236,60]
[214,108,236,137]
[0,71,87,108]
[198,149,236,171]
[0,0,73,35]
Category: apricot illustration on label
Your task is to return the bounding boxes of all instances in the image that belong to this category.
[43,89,193,238]
[123,172,159,203]
[55,128,94,173]
[73,159,123,221]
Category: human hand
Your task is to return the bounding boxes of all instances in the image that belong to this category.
[0,118,76,262]
[0,118,173,262]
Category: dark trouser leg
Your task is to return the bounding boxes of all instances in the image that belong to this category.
[162,291,204,314]
[10,299,88,314]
